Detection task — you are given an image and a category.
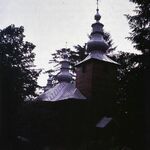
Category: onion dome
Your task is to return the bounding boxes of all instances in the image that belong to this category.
[57,54,73,83]
[36,52,86,102]
[87,1,108,53]
[77,0,118,65]
[44,74,53,92]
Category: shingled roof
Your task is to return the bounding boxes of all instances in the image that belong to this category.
[36,82,86,102]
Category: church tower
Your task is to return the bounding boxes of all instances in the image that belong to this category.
[76,0,118,115]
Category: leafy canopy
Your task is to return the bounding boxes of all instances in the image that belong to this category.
[0,24,40,102]
[126,0,150,54]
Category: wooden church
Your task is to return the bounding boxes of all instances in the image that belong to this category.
[17,1,119,150]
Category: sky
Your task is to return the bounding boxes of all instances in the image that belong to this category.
[0,0,137,86]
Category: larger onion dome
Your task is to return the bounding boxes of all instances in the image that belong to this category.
[87,1,109,53]
[76,0,118,65]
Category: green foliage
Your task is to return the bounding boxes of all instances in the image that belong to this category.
[112,1,150,148]
[0,24,40,103]
[50,47,83,72]
[73,44,88,62]
[103,31,117,53]
[111,51,145,149]
[125,0,150,120]
[0,24,40,148]
[126,0,150,54]
[113,52,138,79]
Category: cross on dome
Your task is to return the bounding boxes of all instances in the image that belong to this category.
[95,0,101,22]
[96,0,99,12]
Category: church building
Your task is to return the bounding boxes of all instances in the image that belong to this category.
[18,1,118,150]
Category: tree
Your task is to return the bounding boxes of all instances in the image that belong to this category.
[73,44,88,63]
[126,0,150,70]
[126,0,150,54]
[117,1,150,149]
[103,31,117,53]
[0,25,39,102]
[50,47,79,72]
[0,24,40,148]
[109,51,137,148]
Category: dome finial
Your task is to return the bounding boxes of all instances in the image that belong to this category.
[96,0,99,12]
[95,0,101,21]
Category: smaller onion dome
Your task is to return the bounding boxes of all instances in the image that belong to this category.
[44,74,53,92]
[57,54,73,83]
[57,72,72,83]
